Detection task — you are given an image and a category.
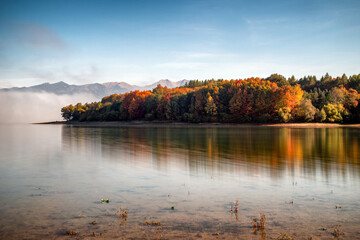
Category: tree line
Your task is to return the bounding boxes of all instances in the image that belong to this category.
[61,73,360,123]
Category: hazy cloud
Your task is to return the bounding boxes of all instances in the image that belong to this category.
[0,92,98,123]
[9,22,66,49]
[0,82,12,89]
[62,65,100,84]
[170,51,238,61]
[155,62,206,69]
[12,65,102,86]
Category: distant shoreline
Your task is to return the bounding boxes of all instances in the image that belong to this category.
[34,121,360,128]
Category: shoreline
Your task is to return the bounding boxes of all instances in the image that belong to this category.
[34,121,360,128]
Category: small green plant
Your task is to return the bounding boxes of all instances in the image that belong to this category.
[101,198,110,203]
[171,206,175,210]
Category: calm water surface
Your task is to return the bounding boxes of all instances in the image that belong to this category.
[0,124,359,239]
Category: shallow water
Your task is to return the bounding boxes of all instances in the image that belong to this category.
[0,124,359,239]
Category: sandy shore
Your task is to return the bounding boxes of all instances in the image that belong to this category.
[36,121,360,128]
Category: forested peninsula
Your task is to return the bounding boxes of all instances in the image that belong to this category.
[61,73,360,123]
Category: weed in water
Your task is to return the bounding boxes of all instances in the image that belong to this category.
[260,212,266,229]
[276,233,292,240]
[230,200,239,213]
[333,226,342,238]
[230,200,239,221]
[253,218,258,232]
[253,212,266,235]
[115,207,128,220]
[65,230,78,236]
[145,221,162,226]
[152,221,162,226]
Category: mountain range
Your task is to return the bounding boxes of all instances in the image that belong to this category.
[0,79,189,98]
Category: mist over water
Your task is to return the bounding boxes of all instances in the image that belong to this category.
[0,91,98,123]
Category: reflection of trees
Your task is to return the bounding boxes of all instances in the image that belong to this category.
[62,126,360,181]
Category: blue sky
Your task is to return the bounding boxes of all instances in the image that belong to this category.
[0,0,359,87]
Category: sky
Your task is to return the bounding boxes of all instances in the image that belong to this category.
[0,0,359,88]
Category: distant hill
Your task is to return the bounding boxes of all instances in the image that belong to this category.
[0,79,189,98]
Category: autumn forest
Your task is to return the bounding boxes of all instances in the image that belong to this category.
[61,73,360,123]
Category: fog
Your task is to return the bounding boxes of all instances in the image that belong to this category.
[0,91,99,123]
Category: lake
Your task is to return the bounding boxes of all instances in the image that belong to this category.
[0,124,359,239]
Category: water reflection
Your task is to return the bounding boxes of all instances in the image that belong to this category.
[62,126,360,184]
[2,124,360,239]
